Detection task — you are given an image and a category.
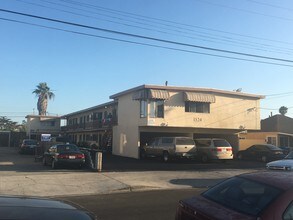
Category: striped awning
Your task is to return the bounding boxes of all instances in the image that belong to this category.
[148,89,170,100]
[133,89,170,100]
[184,92,216,103]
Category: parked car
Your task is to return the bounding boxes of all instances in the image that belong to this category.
[140,137,197,162]
[176,171,293,220]
[194,138,233,163]
[19,139,38,154]
[43,144,85,169]
[266,151,293,171]
[0,195,96,220]
[236,144,284,162]
[279,146,291,155]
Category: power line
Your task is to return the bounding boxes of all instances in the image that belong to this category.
[1,17,293,68]
[58,0,293,46]
[1,8,293,65]
[195,0,293,22]
[245,0,293,12]
[15,0,293,56]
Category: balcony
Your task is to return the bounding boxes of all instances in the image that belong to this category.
[61,118,117,132]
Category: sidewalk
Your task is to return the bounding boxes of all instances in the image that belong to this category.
[0,169,260,197]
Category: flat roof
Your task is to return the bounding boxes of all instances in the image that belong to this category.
[62,101,116,118]
[110,84,265,99]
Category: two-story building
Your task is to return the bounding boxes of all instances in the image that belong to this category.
[61,84,264,159]
[110,85,264,158]
[25,115,62,140]
[61,101,117,149]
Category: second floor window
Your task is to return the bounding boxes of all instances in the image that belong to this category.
[140,100,147,118]
[150,100,164,118]
[185,102,210,113]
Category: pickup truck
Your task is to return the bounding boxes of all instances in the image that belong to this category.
[140,137,197,162]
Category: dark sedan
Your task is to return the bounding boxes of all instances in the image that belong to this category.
[43,144,85,169]
[236,144,284,162]
[19,139,38,154]
[176,171,293,220]
[0,195,96,220]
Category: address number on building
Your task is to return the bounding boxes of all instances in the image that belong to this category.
[193,118,202,122]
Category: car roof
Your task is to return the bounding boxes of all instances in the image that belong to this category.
[0,196,95,220]
[238,171,293,191]
[0,196,77,209]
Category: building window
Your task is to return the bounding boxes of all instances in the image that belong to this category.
[185,102,210,113]
[140,100,147,118]
[150,100,164,118]
[267,137,277,146]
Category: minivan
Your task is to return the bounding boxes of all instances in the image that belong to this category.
[194,138,233,162]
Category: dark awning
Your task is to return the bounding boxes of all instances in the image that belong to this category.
[184,92,216,103]
[133,89,170,100]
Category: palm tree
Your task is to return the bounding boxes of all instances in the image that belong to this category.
[32,82,55,115]
[279,106,288,116]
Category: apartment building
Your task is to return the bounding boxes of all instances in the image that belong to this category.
[61,101,117,149]
[61,84,264,158]
[110,85,264,159]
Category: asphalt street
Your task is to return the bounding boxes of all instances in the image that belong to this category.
[58,189,203,220]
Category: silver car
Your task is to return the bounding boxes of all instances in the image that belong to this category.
[140,137,197,162]
[194,138,234,163]
[266,151,293,171]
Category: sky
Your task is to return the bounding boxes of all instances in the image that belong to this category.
[1,0,293,123]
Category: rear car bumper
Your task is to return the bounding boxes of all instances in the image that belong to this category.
[55,159,85,166]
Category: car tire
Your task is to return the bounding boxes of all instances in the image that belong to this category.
[162,151,170,163]
[42,157,47,166]
[261,155,267,163]
[201,154,209,163]
[51,160,58,169]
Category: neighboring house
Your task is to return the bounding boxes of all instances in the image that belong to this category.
[61,101,117,148]
[25,115,61,140]
[61,84,264,159]
[239,114,293,150]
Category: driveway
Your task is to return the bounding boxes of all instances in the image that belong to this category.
[0,147,266,197]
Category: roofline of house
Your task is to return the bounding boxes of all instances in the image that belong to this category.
[62,101,117,118]
[109,84,265,99]
[25,115,61,119]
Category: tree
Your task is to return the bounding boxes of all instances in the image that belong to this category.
[32,82,55,115]
[279,106,288,116]
[0,116,18,131]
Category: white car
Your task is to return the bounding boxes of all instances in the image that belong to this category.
[266,151,293,171]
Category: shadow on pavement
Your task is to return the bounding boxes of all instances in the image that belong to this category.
[170,178,226,188]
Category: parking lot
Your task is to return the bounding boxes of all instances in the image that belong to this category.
[0,146,266,197]
[0,147,266,174]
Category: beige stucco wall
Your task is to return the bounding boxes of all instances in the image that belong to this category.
[112,91,261,158]
[238,132,278,150]
[155,91,260,130]
[26,116,61,136]
[112,95,140,158]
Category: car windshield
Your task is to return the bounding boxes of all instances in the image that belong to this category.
[214,140,231,147]
[285,152,293,159]
[266,145,282,151]
[202,177,281,216]
[57,145,80,153]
